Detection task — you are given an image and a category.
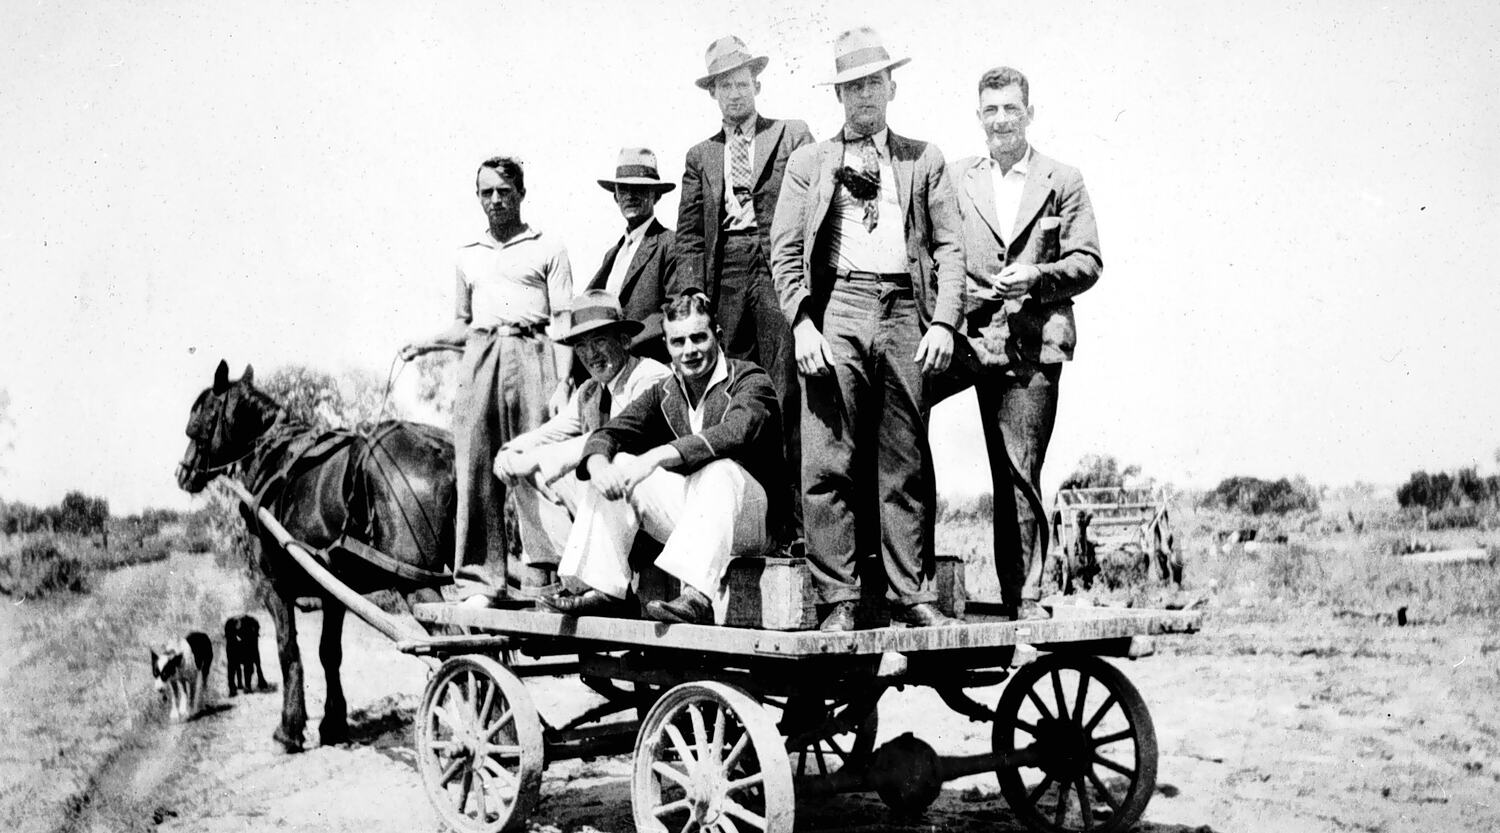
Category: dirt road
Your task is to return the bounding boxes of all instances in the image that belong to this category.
[59,600,1500,833]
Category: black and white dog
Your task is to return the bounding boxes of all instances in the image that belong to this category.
[152,632,213,722]
[224,614,270,695]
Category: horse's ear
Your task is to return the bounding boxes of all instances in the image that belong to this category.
[213,360,231,393]
[241,364,255,387]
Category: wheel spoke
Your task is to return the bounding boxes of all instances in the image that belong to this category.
[1026,688,1056,722]
[1083,693,1117,734]
[825,735,849,763]
[1086,769,1121,813]
[722,732,751,771]
[1093,753,1135,779]
[654,797,692,818]
[1051,778,1068,827]
[478,677,497,725]
[722,796,768,830]
[480,757,519,791]
[726,772,764,794]
[796,751,808,778]
[486,743,522,760]
[1050,670,1069,720]
[814,742,828,775]
[1027,774,1055,806]
[466,671,477,713]
[666,723,697,767]
[1075,778,1094,829]
[439,756,467,787]
[711,704,727,764]
[689,704,710,764]
[1092,727,1135,748]
[1014,718,1039,738]
[428,739,461,757]
[431,704,460,733]
[484,708,515,742]
[1073,673,1091,724]
[653,760,694,789]
[473,767,488,821]
[456,766,474,816]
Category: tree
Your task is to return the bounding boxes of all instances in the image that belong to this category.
[1060,454,1142,490]
[56,491,109,535]
[1204,475,1318,515]
[259,364,393,432]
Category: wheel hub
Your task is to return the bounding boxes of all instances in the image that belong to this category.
[1030,715,1090,780]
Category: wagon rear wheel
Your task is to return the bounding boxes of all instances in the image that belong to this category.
[633,681,795,833]
[773,694,880,779]
[992,654,1157,833]
[416,655,543,833]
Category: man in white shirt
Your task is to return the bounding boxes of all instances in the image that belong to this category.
[585,148,677,363]
[940,66,1103,620]
[493,290,672,572]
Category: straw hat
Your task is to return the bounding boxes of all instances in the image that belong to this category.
[596,147,675,193]
[555,290,645,345]
[695,35,770,90]
[820,27,910,86]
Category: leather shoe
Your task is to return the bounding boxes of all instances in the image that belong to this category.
[538,588,624,616]
[892,602,960,628]
[646,587,713,624]
[818,601,858,632]
[1017,600,1052,621]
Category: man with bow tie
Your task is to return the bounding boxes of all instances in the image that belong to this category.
[769,27,966,631]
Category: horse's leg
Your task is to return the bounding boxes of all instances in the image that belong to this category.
[318,597,349,745]
[263,575,306,752]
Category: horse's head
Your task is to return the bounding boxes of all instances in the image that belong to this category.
[176,360,280,493]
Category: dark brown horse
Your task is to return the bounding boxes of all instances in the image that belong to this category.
[177,360,456,752]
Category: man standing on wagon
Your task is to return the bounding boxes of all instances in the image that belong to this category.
[938,67,1102,620]
[770,27,966,631]
[539,294,785,625]
[402,155,574,589]
[586,148,678,364]
[675,35,814,549]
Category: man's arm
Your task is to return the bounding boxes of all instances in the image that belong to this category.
[769,144,817,328]
[577,383,663,479]
[1028,167,1102,304]
[544,245,576,408]
[672,147,707,296]
[402,269,471,360]
[666,366,778,473]
[924,144,968,332]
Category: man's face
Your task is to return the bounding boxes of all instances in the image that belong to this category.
[711,67,760,124]
[837,71,895,136]
[476,167,523,229]
[977,84,1033,158]
[613,184,659,229]
[664,312,720,383]
[574,331,631,385]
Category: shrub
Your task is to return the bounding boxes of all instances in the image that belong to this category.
[1203,475,1320,515]
[1060,454,1141,490]
[0,537,88,599]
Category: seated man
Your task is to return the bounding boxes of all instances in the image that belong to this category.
[542,293,786,624]
[493,290,672,570]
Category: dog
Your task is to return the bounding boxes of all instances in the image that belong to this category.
[152,632,212,722]
[224,614,270,696]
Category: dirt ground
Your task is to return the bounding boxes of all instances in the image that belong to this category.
[36,583,1500,833]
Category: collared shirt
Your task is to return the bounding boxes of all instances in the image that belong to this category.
[721,118,759,232]
[454,225,573,329]
[676,351,730,434]
[987,145,1032,244]
[827,127,907,274]
[501,355,672,474]
[604,220,650,297]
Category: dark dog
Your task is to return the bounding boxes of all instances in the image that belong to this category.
[224,614,269,696]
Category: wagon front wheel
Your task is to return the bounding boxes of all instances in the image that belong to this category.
[633,681,795,833]
[416,654,543,833]
[992,654,1157,833]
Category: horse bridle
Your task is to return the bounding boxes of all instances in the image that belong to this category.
[186,389,280,480]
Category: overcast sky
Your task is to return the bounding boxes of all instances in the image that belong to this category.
[2,0,1498,513]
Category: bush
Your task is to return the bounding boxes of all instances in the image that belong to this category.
[0,537,88,599]
[1202,475,1320,515]
[1060,454,1141,490]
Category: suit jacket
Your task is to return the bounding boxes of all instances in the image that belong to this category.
[579,357,787,537]
[588,218,675,361]
[949,149,1101,368]
[769,129,966,332]
[674,115,814,297]
[503,356,672,477]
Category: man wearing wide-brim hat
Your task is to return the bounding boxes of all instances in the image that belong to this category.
[493,289,671,579]
[587,148,678,364]
[674,33,814,551]
[769,26,966,631]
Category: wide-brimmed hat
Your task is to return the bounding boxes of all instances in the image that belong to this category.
[556,289,645,346]
[819,27,910,86]
[596,147,676,193]
[695,35,770,90]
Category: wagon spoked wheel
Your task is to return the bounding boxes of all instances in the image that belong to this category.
[773,694,880,778]
[993,654,1157,833]
[633,681,795,833]
[416,655,543,833]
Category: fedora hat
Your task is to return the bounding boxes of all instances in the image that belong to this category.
[556,289,645,346]
[820,27,910,86]
[596,147,675,193]
[695,35,770,90]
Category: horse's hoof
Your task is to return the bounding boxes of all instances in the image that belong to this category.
[319,723,350,746]
[273,728,305,753]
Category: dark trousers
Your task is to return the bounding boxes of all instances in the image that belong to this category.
[974,363,1061,604]
[715,232,801,541]
[802,276,936,606]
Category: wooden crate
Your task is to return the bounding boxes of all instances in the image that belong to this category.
[718,554,968,631]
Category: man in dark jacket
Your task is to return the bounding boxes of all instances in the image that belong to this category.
[541,294,785,624]
[588,147,677,363]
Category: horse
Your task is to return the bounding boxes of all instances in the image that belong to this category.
[177,360,456,752]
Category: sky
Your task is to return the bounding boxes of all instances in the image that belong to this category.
[2,0,1499,513]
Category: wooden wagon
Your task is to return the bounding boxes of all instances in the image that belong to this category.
[1050,486,1179,593]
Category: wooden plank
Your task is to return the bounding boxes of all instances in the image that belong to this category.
[411,603,1200,658]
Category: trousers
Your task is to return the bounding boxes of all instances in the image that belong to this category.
[509,471,582,567]
[801,276,936,606]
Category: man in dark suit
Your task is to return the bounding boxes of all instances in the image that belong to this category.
[770,27,965,631]
[541,294,785,625]
[589,147,677,363]
[941,66,1102,620]
[675,34,813,544]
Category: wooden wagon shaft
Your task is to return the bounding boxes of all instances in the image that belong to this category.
[216,476,432,648]
[412,602,1201,656]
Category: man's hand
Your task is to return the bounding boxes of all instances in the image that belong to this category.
[993,263,1042,300]
[589,454,660,501]
[399,343,427,362]
[914,324,955,375]
[547,378,573,417]
[492,448,539,485]
[793,318,836,377]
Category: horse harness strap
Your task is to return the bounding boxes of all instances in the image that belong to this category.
[326,536,452,586]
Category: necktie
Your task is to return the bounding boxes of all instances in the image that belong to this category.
[595,384,612,429]
[856,136,879,232]
[730,125,752,205]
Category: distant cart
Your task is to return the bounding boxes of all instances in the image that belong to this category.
[399,599,1200,833]
[1050,486,1179,593]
